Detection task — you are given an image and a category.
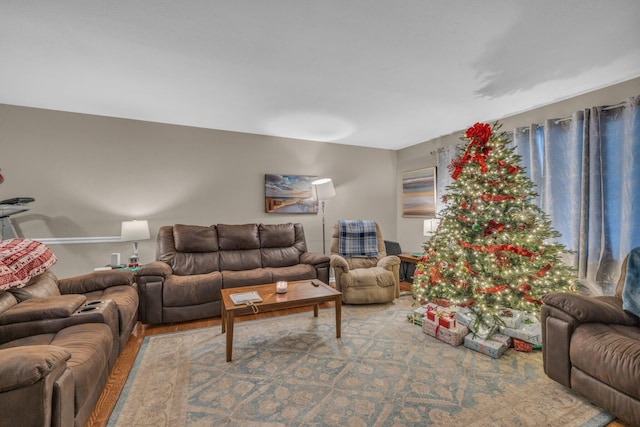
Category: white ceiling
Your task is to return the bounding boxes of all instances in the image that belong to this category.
[2,1,640,150]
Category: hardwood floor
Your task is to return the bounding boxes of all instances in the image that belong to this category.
[86,282,630,427]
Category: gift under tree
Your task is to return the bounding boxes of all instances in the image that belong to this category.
[412,122,578,331]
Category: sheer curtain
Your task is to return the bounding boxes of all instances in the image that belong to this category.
[437,96,640,294]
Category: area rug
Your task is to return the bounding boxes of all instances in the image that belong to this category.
[108,297,613,426]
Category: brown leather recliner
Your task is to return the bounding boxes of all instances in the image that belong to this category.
[0,268,138,427]
[136,223,330,324]
[541,254,640,426]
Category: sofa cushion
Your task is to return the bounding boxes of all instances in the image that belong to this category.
[259,223,300,268]
[50,323,113,417]
[260,223,295,247]
[83,285,139,336]
[220,249,262,271]
[218,224,260,250]
[174,224,218,253]
[172,252,221,276]
[268,265,317,282]
[261,247,301,268]
[163,271,222,307]
[0,239,57,290]
[571,323,640,400]
[222,268,272,288]
[8,270,61,302]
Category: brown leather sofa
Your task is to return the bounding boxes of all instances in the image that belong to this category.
[0,269,138,427]
[541,255,640,426]
[136,223,330,324]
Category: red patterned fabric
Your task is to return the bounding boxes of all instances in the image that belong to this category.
[0,238,57,291]
[0,263,22,290]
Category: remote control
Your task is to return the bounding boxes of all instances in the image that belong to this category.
[311,281,319,286]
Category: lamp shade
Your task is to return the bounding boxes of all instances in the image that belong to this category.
[423,219,440,236]
[312,178,336,201]
[121,220,150,242]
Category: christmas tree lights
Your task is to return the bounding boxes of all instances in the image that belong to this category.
[412,122,577,330]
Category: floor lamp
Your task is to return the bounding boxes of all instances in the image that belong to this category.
[312,178,336,254]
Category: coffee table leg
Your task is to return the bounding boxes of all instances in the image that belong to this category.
[226,311,234,362]
[335,295,342,338]
[313,303,319,317]
[221,303,226,334]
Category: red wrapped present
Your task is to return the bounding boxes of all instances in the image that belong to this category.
[438,314,456,329]
[431,298,450,307]
[513,338,533,352]
[426,310,457,329]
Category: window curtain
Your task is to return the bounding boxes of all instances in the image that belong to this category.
[436,95,640,294]
[509,96,640,294]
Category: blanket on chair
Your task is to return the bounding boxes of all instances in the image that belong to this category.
[338,220,379,258]
[622,247,640,319]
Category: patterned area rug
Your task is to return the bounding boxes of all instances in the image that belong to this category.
[108,297,613,426]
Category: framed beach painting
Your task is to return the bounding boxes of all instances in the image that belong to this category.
[265,174,318,214]
[402,167,437,217]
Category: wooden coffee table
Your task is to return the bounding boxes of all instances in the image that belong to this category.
[220,279,342,362]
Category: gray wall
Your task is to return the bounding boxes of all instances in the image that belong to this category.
[2,77,638,278]
[1,105,397,277]
[396,77,640,253]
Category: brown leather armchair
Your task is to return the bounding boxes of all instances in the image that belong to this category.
[541,254,640,426]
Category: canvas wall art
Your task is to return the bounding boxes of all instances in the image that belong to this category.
[265,174,318,214]
[402,167,437,217]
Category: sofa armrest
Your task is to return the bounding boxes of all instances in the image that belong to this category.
[542,292,638,326]
[0,345,74,427]
[0,345,70,392]
[58,269,135,295]
[0,298,120,346]
[0,295,86,325]
[377,255,400,270]
[541,292,638,389]
[136,261,173,280]
[300,252,330,267]
[329,255,349,273]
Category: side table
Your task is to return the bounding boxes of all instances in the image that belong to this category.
[397,253,421,282]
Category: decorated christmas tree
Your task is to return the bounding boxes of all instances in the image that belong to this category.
[412,122,577,330]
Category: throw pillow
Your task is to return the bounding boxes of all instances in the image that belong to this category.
[0,238,57,290]
[622,247,640,319]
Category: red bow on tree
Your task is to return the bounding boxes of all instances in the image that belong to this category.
[451,123,494,180]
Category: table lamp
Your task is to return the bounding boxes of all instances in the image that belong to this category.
[121,220,150,266]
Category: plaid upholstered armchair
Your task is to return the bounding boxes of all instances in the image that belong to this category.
[329,220,400,304]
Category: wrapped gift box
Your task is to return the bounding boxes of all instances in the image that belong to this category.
[413,306,427,326]
[422,317,469,346]
[499,314,542,345]
[488,333,512,348]
[513,338,533,352]
[464,333,509,358]
[497,309,523,329]
[455,307,498,339]
[426,310,457,328]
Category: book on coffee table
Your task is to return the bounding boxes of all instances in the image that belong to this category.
[230,291,263,305]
